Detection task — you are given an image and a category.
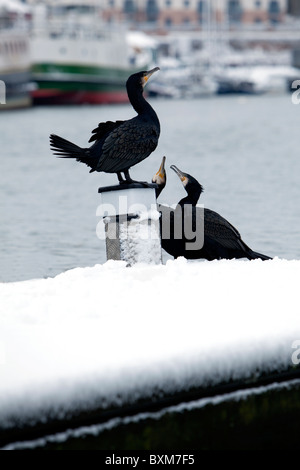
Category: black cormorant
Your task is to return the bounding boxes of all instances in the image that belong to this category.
[50,68,160,184]
[153,161,272,261]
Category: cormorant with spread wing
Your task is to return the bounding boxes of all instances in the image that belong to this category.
[50,68,160,184]
[152,159,272,261]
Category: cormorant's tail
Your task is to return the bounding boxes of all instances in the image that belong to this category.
[248,250,272,261]
[50,134,93,169]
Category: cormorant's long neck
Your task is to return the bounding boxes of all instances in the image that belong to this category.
[178,195,195,207]
[178,187,202,207]
[128,87,158,121]
[155,185,164,199]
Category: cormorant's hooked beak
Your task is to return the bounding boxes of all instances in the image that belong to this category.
[155,156,166,180]
[142,67,160,88]
[152,157,166,199]
[170,165,188,186]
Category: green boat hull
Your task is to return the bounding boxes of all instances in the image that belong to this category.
[31,63,139,104]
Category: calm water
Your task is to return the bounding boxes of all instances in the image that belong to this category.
[1,93,300,282]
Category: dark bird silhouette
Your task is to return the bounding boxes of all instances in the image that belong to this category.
[50,67,160,184]
[153,161,272,261]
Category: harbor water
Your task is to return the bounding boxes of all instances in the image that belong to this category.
[1,92,300,282]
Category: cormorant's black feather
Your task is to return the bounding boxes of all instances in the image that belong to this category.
[88,120,124,143]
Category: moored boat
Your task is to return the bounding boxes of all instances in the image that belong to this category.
[0,0,32,110]
[30,1,154,105]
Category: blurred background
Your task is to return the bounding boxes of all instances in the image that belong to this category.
[1,0,300,281]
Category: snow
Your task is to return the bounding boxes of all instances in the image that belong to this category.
[0,257,300,431]
[119,214,162,265]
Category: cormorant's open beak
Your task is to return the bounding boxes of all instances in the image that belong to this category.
[142,67,160,87]
[155,156,166,179]
[170,165,188,185]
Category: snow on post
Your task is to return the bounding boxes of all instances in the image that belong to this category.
[97,183,162,266]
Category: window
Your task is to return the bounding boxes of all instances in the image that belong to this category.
[146,0,159,22]
[269,0,280,22]
[197,0,208,23]
[184,0,190,7]
[123,0,136,15]
[165,0,172,7]
[228,0,242,23]
[197,0,204,13]
[269,0,280,13]
[255,0,261,8]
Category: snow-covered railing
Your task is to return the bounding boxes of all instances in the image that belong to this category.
[0,258,300,448]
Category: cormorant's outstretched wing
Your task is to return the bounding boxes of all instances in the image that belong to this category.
[95,117,160,173]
